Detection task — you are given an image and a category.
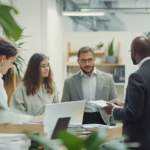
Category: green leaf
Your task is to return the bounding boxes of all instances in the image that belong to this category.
[57,130,84,150]
[108,39,114,56]
[84,129,107,150]
[96,42,104,50]
[0,5,22,41]
[144,31,150,39]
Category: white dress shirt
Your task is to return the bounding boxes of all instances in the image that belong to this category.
[0,73,31,123]
[138,57,150,68]
[112,57,150,116]
[81,67,99,112]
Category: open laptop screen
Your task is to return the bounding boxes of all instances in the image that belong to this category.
[51,117,71,139]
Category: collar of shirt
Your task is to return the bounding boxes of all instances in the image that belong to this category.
[138,57,150,68]
[0,73,3,78]
[81,67,97,77]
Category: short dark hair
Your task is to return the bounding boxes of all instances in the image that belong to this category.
[0,38,17,59]
[78,46,95,58]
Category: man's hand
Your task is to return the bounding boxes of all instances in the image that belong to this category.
[100,102,114,115]
[110,99,124,107]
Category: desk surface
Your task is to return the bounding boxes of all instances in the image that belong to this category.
[0,123,44,136]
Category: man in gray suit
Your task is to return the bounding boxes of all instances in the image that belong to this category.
[61,46,117,125]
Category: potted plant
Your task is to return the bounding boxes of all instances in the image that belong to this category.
[95,42,104,51]
[26,129,139,150]
[106,39,117,63]
[144,31,150,39]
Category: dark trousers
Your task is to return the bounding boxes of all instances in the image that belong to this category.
[82,112,106,124]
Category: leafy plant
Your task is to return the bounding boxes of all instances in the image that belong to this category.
[26,129,130,150]
[0,4,22,41]
[0,2,24,83]
[96,42,104,50]
[108,39,114,56]
[144,32,150,39]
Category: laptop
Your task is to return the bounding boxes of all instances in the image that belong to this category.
[51,117,71,139]
[43,100,85,133]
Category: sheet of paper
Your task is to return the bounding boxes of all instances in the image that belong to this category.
[89,100,122,108]
[81,124,108,128]
[89,100,108,107]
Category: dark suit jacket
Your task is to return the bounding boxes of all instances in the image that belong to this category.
[113,59,150,150]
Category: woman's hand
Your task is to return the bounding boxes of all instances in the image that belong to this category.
[29,115,44,123]
[110,99,124,107]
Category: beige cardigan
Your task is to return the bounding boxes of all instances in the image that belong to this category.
[9,82,59,116]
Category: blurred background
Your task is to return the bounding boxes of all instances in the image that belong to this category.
[1,0,150,100]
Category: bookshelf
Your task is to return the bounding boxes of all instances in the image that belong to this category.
[65,42,126,101]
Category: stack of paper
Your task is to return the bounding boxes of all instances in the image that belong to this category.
[0,134,30,150]
[81,124,108,131]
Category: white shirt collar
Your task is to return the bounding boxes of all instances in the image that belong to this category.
[138,57,150,68]
[81,67,97,77]
[0,73,3,78]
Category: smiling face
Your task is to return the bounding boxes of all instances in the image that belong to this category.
[0,55,17,75]
[39,58,50,78]
[77,51,96,76]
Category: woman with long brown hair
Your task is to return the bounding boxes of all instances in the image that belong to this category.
[0,39,43,123]
[10,53,59,116]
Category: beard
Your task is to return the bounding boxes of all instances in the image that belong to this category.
[131,53,138,65]
[80,65,94,75]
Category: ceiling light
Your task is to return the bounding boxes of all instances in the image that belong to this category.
[62,11,105,16]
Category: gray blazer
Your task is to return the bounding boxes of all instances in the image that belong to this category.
[10,82,59,116]
[61,69,117,125]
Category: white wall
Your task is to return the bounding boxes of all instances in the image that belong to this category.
[47,0,64,98]
[12,0,43,64]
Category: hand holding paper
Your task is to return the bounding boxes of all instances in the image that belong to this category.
[89,100,118,115]
[89,100,108,108]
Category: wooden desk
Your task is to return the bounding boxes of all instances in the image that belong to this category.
[0,124,44,136]
[107,126,122,140]
[60,126,123,150]
[0,124,122,140]
[79,126,122,140]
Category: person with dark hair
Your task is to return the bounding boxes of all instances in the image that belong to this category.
[10,53,59,116]
[61,46,117,125]
[101,36,150,150]
[0,39,43,123]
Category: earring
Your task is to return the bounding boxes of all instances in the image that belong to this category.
[1,62,3,66]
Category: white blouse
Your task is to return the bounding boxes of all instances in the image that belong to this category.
[0,73,31,124]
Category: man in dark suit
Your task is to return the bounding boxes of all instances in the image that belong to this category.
[101,36,150,150]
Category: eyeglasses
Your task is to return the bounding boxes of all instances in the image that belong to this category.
[79,58,94,64]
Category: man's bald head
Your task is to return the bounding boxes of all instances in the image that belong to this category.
[131,36,150,56]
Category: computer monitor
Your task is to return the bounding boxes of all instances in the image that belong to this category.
[43,100,85,132]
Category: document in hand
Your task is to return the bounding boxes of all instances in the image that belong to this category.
[89,100,108,108]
